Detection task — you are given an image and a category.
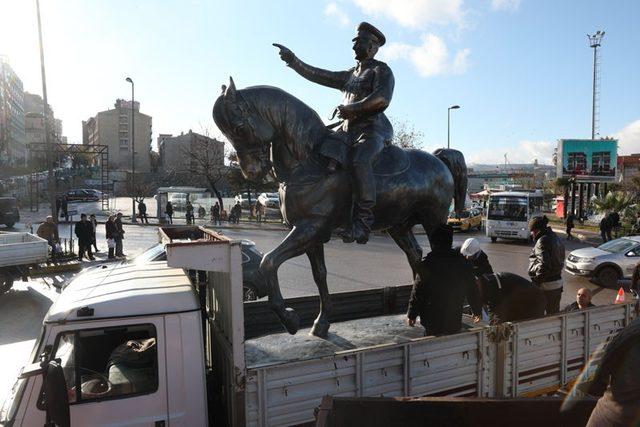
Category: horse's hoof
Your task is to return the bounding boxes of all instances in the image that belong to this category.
[310,320,330,338]
[282,308,300,335]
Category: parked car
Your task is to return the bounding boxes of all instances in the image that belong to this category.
[447,209,482,232]
[64,189,99,202]
[0,197,20,228]
[63,240,266,301]
[565,236,640,287]
[262,192,280,208]
[168,193,188,210]
[83,189,104,198]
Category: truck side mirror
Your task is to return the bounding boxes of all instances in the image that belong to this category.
[43,360,70,427]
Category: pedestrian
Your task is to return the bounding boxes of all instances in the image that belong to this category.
[600,214,611,243]
[55,196,61,219]
[61,196,68,222]
[566,212,576,241]
[478,272,546,324]
[563,287,596,312]
[74,213,95,261]
[457,238,492,322]
[528,215,565,315]
[165,201,174,224]
[138,199,149,224]
[406,224,476,336]
[105,215,117,259]
[255,200,263,222]
[186,201,194,225]
[36,215,59,256]
[197,205,206,219]
[89,214,99,252]
[231,201,242,224]
[211,202,221,225]
[114,212,126,257]
[609,211,620,239]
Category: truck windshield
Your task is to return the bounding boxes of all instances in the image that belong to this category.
[487,196,528,221]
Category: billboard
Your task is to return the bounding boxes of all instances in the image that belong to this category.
[557,138,618,181]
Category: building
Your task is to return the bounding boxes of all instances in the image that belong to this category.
[467,162,555,193]
[23,92,64,149]
[617,154,640,182]
[83,99,152,172]
[0,56,26,166]
[159,130,224,172]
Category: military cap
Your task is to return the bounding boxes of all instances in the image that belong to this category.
[353,22,386,46]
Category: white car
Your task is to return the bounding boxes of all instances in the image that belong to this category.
[565,236,640,287]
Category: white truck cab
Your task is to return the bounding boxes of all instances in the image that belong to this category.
[1,262,209,427]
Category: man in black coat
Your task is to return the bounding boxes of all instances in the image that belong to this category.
[407,224,476,336]
[563,287,596,312]
[74,213,95,261]
[528,216,565,315]
[478,272,546,324]
[138,199,149,224]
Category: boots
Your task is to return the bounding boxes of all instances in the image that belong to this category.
[340,164,375,244]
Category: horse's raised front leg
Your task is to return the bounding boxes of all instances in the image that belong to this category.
[306,244,332,338]
[259,221,322,335]
[387,225,423,279]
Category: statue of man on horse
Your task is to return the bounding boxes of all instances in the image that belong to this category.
[274,22,394,245]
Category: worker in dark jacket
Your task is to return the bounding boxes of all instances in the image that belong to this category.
[105,214,117,259]
[478,272,546,324]
[74,213,95,261]
[458,238,492,321]
[528,216,565,315]
[407,224,476,336]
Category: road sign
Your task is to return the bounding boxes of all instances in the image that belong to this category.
[67,209,78,216]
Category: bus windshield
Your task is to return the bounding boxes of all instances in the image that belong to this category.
[488,196,528,222]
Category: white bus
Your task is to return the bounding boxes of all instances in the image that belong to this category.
[486,190,543,242]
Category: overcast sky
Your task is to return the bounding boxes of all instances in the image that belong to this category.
[1,0,638,164]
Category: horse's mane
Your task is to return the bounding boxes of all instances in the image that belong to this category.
[238,85,328,161]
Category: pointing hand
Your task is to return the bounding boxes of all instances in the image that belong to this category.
[273,43,295,65]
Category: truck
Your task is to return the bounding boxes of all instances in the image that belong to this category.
[0,232,49,294]
[1,227,637,426]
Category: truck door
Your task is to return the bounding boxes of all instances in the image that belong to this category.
[22,317,169,427]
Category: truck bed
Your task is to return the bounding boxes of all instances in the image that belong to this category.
[0,232,48,268]
[245,314,482,368]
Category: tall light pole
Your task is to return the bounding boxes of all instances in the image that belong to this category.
[35,0,57,220]
[125,77,136,223]
[587,30,605,140]
[447,105,460,149]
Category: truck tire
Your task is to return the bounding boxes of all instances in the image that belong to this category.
[0,271,14,294]
[491,237,497,243]
[597,266,620,288]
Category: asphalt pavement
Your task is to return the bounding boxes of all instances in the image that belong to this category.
[0,222,622,405]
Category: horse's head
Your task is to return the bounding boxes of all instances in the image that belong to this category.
[213,77,276,183]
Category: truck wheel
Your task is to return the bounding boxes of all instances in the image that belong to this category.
[491,237,497,243]
[0,272,14,294]
[597,266,620,288]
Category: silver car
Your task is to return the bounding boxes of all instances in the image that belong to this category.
[565,236,640,287]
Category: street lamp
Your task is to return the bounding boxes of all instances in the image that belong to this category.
[125,76,136,223]
[447,105,460,149]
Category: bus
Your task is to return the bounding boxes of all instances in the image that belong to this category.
[486,190,543,242]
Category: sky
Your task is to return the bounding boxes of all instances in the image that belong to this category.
[1,0,639,165]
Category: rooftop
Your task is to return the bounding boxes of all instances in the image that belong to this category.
[45,262,197,324]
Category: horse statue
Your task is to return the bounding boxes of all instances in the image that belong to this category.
[213,78,467,338]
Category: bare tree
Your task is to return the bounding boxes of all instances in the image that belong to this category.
[390,117,425,149]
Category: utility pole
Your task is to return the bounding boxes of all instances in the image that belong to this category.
[587,30,605,139]
[36,0,57,220]
[125,77,136,223]
[447,105,460,149]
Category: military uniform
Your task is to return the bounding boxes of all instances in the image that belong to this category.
[284,22,394,242]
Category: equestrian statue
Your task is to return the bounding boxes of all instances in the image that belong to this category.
[213,22,468,338]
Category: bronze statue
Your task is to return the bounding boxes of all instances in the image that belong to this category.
[213,24,467,339]
[274,22,393,244]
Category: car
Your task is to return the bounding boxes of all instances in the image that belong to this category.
[262,192,280,208]
[64,189,99,202]
[168,193,188,210]
[0,197,19,228]
[565,236,640,287]
[63,240,266,301]
[447,209,482,232]
[83,189,104,198]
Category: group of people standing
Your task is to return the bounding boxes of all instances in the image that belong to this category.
[406,215,584,336]
[164,200,244,225]
[75,212,126,261]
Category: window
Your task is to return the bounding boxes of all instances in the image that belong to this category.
[52,324,158,404]
[592,151,611,175]
[120,138,129,147]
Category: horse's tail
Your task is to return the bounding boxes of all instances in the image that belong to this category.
[434,148,468,212]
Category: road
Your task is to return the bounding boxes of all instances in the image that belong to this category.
[0,224,620,404]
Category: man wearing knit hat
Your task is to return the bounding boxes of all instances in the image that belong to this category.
[528,215,565,314]
[274,22,394,244]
